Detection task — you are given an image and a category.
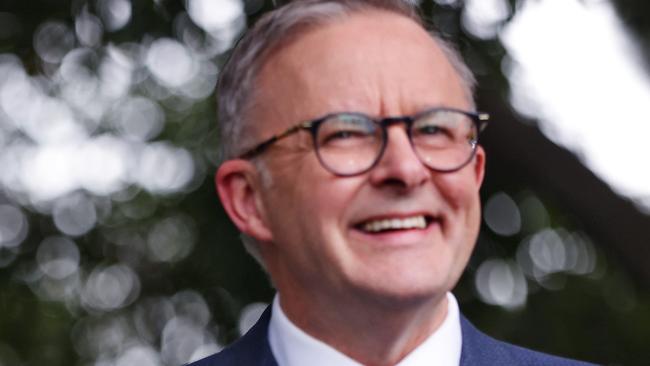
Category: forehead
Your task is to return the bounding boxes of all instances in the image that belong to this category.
[251,10,469,133]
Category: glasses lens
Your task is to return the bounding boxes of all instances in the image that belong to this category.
[411,110,477,171]
[315,113,382,175]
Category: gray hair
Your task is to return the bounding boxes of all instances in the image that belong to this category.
[216,0,477,268]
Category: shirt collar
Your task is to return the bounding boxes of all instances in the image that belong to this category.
[268,292,462,366]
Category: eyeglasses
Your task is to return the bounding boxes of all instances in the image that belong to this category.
[239,107,489,176]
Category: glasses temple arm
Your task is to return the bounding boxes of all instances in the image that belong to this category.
[239,122,313,159]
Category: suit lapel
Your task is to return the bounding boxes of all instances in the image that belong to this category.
[207,305,277,366]
[239,306,278,366]
[459,315,509,366]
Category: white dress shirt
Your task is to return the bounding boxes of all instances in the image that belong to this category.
[268,292,462,366]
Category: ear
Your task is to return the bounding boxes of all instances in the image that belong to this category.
[215,160,274,242]
[473,146,486,187]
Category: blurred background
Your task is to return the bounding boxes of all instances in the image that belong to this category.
[0,0,649,365]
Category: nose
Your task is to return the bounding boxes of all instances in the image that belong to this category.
[367,125,429,190]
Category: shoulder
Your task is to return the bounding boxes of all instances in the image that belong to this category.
[459,316,600,366]
[186,306,277,366]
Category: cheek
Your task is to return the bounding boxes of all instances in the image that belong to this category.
[434,172,481,211]
[264,160,359,235]
[434,171,483,243]
[306,176,363,228]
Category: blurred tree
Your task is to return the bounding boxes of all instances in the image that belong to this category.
[0,0,648,365]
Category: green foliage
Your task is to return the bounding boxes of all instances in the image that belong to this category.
[0,1,648,365]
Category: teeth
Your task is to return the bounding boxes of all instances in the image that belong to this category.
[362,216,427,233]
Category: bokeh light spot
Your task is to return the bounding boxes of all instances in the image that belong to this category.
[82,264,141,311]
[53,193,98,236]
[475,259,528,309]
[161,316,213,365]
[146,39,197,88]
[133,297,175,343]
[146,214,196,263]
[115,345,161,366]
[110,96,164,141]
[172,291,211,327]
[187,0,244,34]
[34,21,75,63]
[20,144,78,202]
[516,228,597,288]
[135,142,195,194]
[0,204,28,248]
[76,11,104,47]
[529,228,566,274]
[100,45,135,99]
[76,135,130,195]
[36,236,80,279]
[484,191,522,236]
[98,0,132,32]
[518,193,550,233]
[461,0,510,39]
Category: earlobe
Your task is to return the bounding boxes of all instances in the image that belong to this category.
[474,146,486,187]
[215,160,274,242]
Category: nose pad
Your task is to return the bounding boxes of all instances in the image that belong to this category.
[368,126,429,188]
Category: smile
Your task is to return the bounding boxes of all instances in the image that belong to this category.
[360,215,429,233]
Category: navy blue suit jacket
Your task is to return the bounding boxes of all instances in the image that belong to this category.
[189,307,598,366]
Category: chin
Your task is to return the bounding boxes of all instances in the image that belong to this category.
[348,270,453,310]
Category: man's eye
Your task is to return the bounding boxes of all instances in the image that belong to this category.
[333,130,357,139]
[416,124,452,138]
[418,125,443,135]
[323,130,365,142]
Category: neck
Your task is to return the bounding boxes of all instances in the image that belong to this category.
[277,289,449,366]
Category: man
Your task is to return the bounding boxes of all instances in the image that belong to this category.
[191,0,597,365]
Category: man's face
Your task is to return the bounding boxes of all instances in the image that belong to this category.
[246,10,484,308]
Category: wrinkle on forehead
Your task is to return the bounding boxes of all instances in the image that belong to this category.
[250,9,469,137]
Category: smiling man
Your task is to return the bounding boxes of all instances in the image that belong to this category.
[189,0,596,365]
